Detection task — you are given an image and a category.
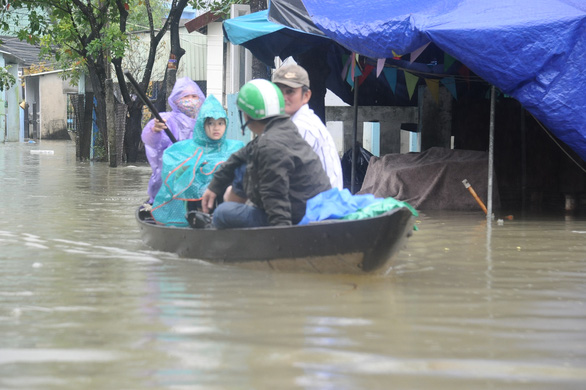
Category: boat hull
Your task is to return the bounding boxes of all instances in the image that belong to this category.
[137,207,415,275]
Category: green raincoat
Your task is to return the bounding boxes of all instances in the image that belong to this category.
[151,95,245,226]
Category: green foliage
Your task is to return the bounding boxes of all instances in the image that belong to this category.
[0,66,16,91]
[92,129,108,161]
[1,0,169,82]
[0,2,48,39]
[127,0,167,31]
[191,0,247,17]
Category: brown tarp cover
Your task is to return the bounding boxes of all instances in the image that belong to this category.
[358,147,500,211]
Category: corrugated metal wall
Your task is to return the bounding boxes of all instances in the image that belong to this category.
[125,27,207,83]
[178,30,207,81]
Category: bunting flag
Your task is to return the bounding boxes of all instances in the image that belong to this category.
[382,67,397,93]
[358,64,374,86]
[340,51,462,99]
[410,42,430,63]
[346,64,362,88]
[404,71,419,100]
[441,76,458,100]
[458,64,470,88]
[425,78,440,103]
[376,58,385,77]
[341,54,352,80]
[444,53,456,71]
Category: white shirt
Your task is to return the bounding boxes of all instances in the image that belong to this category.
[292,104,343,190]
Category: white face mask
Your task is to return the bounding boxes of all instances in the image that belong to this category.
[176,96,201,118]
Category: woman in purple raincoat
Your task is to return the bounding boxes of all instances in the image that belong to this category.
[141,77,205,203]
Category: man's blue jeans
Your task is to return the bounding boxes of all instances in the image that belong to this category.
[231,164,247,198]
[212,201,269,229]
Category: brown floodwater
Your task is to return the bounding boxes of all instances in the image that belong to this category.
[1,140,585,390]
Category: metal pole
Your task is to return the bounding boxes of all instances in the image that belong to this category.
[487,85,496,223]
[350,74,359,194]
[520,105,527,215]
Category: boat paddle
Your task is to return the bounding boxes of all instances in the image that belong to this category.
[462,179,513,222]
[124,71,177,143]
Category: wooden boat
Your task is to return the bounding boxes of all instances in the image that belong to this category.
[136,207,415,275]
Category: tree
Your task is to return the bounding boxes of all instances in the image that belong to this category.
[2,1,120,160]
[114,0,192,164]
[1,0,191,164]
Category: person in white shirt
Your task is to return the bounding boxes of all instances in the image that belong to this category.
[272,64,344,190]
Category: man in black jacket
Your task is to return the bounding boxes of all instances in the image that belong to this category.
[201,79,331,228]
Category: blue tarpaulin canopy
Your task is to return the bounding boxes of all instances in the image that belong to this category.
[223,1,586,162]
[272,0,586,162]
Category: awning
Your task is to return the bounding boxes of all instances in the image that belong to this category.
[222,10,331,66]
[268,0,586,162]
[222,10,434,107]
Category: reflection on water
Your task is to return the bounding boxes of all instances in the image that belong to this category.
[1,140,585,389]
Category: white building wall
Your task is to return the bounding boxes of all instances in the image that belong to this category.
[0,54,22,142]
[6,64,19,141]
[38,73,68,138]
[0,55,6,142]
[206,22,224,102]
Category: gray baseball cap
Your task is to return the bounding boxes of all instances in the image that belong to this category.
[271,64,310,88]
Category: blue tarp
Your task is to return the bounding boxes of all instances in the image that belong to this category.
[222,10,283,45]
[223,1,586,162]
[222,10,331,66]
[296,0,586,162]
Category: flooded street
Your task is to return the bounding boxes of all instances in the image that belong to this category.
[1,140,585,389]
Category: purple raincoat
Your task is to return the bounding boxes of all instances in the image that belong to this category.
[141,77,205,203]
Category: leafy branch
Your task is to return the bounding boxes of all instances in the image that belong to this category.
[191,0,247,17]
[0,66,16,91]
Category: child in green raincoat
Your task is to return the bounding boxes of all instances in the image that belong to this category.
[150,95,245,226]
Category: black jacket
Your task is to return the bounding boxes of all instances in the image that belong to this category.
[208,116,331,226]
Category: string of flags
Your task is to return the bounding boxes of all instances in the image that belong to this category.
[341,44,475,103]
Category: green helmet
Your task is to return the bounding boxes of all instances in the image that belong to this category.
[237,79,285,120]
